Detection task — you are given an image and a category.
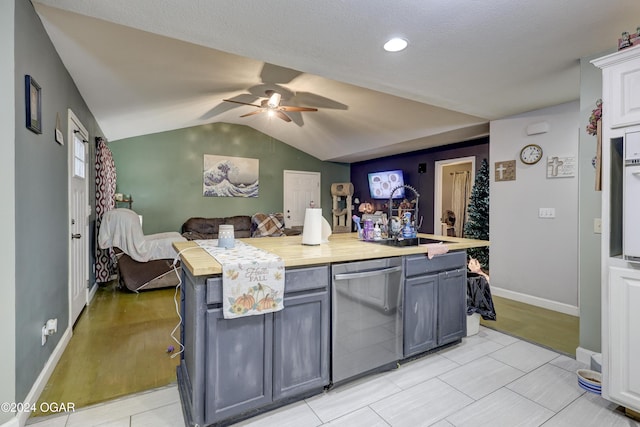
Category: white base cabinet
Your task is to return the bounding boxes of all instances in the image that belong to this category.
[607,267,640,409]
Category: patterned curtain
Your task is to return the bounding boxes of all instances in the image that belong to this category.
[451,171,471,238]
[95,137,117,283]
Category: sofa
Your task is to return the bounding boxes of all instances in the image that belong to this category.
[181,216,253,240]
[181,213,300,240]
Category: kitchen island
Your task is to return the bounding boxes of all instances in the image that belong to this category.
[174,233,488,427]
[174,232,488,274]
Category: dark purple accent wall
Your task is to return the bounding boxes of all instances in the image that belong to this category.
[350,137,489,233]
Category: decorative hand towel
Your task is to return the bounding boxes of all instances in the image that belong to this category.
[425,242,449,259]
[196,240,285,319]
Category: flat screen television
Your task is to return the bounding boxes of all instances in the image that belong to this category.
[368,169,406,199]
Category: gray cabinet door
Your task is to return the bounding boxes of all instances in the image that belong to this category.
[273,290,330,400]
[205,308,273,424]
[404,273,438,357]
[437,268,467,345]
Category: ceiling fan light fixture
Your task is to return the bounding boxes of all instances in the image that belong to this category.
[222,89,317,123]
[267,92,281,108]
[383,37,408,52]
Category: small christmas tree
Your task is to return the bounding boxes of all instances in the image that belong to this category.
[464,158,490,269]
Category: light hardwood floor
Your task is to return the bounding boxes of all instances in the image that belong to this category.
[481,295,580,357]
[33,282,180,416]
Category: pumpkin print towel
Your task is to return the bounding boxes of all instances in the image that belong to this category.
[196,240,285,319]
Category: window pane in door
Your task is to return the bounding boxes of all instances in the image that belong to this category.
[73,135,86,178]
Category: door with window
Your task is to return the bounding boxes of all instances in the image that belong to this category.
[68,110,89,326]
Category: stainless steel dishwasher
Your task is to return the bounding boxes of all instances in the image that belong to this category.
[331,257,403,384]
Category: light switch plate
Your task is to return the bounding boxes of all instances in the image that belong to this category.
[539,208,556,219]
[594,218,602,234]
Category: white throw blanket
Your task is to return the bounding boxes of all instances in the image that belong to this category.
[196,240,285,319]
[98,208,185,262]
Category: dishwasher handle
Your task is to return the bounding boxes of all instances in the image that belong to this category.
[334,265,402,281]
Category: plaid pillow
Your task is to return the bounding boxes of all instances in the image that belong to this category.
[251,213,285,237]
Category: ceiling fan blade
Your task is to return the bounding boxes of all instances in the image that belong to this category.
[260,63,303,85]
[275,111,292,122]
[279,106,318,112]
[293,91,349,110]
[240,109,265,118]
[223,99,262,108]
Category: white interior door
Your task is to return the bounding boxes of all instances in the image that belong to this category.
[68,110,89,326]
[283,170,321,227]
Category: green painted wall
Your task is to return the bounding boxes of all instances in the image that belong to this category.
[109,123,350,234]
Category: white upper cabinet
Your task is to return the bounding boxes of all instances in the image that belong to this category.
[593,46,640,128]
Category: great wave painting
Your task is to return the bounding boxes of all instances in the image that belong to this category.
[203,155,259,197]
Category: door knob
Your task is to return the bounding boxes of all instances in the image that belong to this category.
[71,233,82,239]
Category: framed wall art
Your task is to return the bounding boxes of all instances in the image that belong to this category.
[494,160,516,182]
[203,154,259,197]
[25,75,42,134]
[547,156,576,178]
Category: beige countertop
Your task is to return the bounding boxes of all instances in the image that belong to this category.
[174,233,489,276]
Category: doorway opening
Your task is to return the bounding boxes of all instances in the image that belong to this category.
[434,157,475,237]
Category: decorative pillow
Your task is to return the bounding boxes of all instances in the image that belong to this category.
[251,213,285,237]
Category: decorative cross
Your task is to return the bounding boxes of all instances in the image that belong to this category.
[548,157,564,177]
[494,160,515,182]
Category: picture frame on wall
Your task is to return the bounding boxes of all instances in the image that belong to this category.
[25,75,42,134]
[202,154,259,197]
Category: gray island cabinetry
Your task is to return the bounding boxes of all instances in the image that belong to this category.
[403,251,467,357]
[175,234,488,426]
[178,265,330,427]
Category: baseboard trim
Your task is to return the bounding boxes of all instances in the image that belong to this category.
[576,346,598,366]
[15,327,72,427]
[0,416,19,427]
[491,286,579,317]
[87,281,99,305]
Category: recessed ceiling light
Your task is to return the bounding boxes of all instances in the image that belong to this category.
[384,37,408,52]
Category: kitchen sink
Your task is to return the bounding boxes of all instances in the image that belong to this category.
[367,237,444,247]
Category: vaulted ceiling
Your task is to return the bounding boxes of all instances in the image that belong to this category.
[32,0,640,162]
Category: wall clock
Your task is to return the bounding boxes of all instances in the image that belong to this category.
[519,144,543,165]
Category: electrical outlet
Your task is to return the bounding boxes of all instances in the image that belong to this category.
[594,218,602,234]
[46,318,57,335]
[41,318,58,346]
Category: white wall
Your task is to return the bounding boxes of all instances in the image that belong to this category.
[490,101,580,313]
[0,0,16,425]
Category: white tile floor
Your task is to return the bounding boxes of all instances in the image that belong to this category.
[27,326,639,427]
